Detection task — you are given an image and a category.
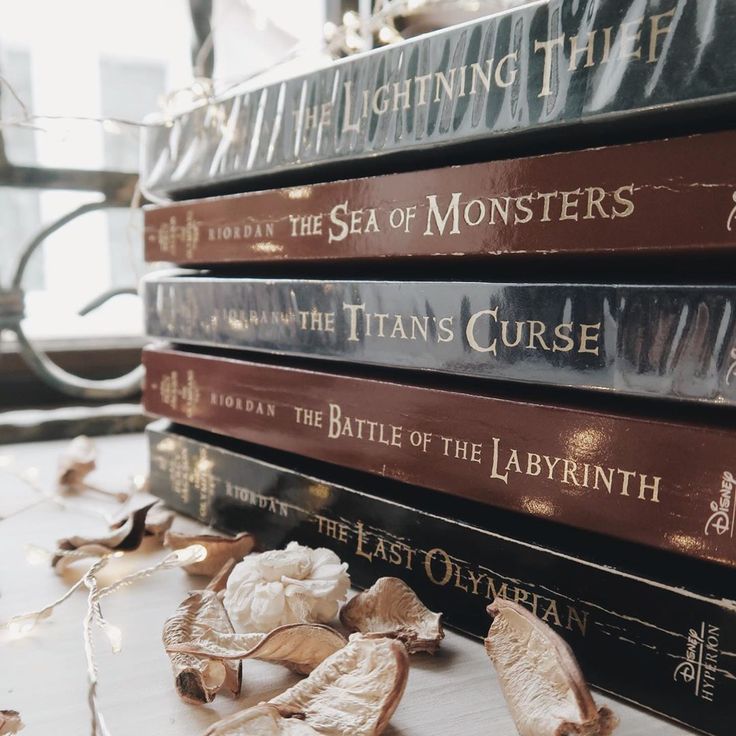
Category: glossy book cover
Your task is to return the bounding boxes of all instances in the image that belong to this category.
[143,276,736,406]
[147,422,736,736]
[143,131,736,265]
[140,0,736,197]
[142,346,736,569]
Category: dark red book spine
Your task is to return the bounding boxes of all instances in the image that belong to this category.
[143,131,736,264]
[142,346,736,568]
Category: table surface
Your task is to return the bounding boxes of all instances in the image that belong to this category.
[0,433,694,736]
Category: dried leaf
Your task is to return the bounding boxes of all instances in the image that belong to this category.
[163,559,241,704]
[57,435,96,489]
[167,622,347,675]
[340,577,444,654]
[56,436,129,501]
[164,530,255,576]
[52,496,156,570]
[144,503,175,539]
[203,704,318,735]
[204,635,409,736]
[0,710,22,735]
[485,599,618,736]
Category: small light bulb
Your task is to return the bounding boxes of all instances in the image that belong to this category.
[345,30,363,51]
[130,475,147,492]
[169,544,208,566]
[25,544,51,566]
[102,119,122,135]
[102,622,123,653]
[378,26,401,44]
[23,467,40,482]
[8,614,39,637]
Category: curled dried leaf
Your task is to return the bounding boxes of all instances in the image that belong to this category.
[163,560,241,704]
[340,577,444,654]
[485,599,618,736]
[167,622,346,675]
[0,711,22,735]
[204,635,408,736]
[57,435,96,489]
[52,496,156,570]
[57,435,128,501]
[144,502,175,539]
[164,530,255,576]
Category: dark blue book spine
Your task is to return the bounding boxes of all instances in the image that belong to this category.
[143,275,736,405]
[147,422,736,736]
[140,0,736,196]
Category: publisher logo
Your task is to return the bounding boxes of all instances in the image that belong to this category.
[673,623,720,703]
[726,347,736,386]
[704,470,735,537]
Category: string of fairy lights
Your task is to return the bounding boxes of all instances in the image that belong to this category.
[1,534,208,735]
[0,445,209,735]
[0,3,515,732]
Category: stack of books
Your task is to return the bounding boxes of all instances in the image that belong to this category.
[139,2,736,734]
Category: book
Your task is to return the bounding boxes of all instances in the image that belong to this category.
[140,0,736,198]
[143,130,736,265]
[143,275,736,406]
[147,421,736,736]
[142,345,736,568]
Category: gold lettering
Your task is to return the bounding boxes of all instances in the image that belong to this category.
[392,79,412,110]
[569,31,597,70]
[469,60,493,95]
[535,36,564,97]
[579,323,601,355]
[434,68,456,102]
[619,17,644,60]
[466,308,498,354]
[495,52,518,87]
[372,85,390,114]
[425,547,453,586]
[648,9,675,63]
[638,474,661,503]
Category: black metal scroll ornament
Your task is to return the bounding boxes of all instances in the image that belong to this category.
[1,194,144,401]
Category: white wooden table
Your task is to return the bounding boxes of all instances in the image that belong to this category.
[0,433,694,736]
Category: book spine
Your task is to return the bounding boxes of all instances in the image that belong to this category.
[146,423,736,736]
[143,277,736,405]
[140,0,736,197]
[142,346,736,568]
[144,131,736,265]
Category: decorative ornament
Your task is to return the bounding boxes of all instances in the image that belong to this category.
[485,599,618,736]
[143,502,175,540]
[167,622,346,677]
[0,710,22,735]
[52,496,157,571]
[340,577,444,654]
[203,635,408,736]
[223,542,350,633]
[163,559,242,704]
[57,436,130,502]
[164,530,255,577]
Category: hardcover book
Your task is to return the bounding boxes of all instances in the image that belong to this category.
[142,345,736,568]
[143,131,736,265]
[140,0,736,198]
[143,276,736,406]
[147,421,736,736]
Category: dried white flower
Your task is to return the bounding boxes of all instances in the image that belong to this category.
[223,542,350,633]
